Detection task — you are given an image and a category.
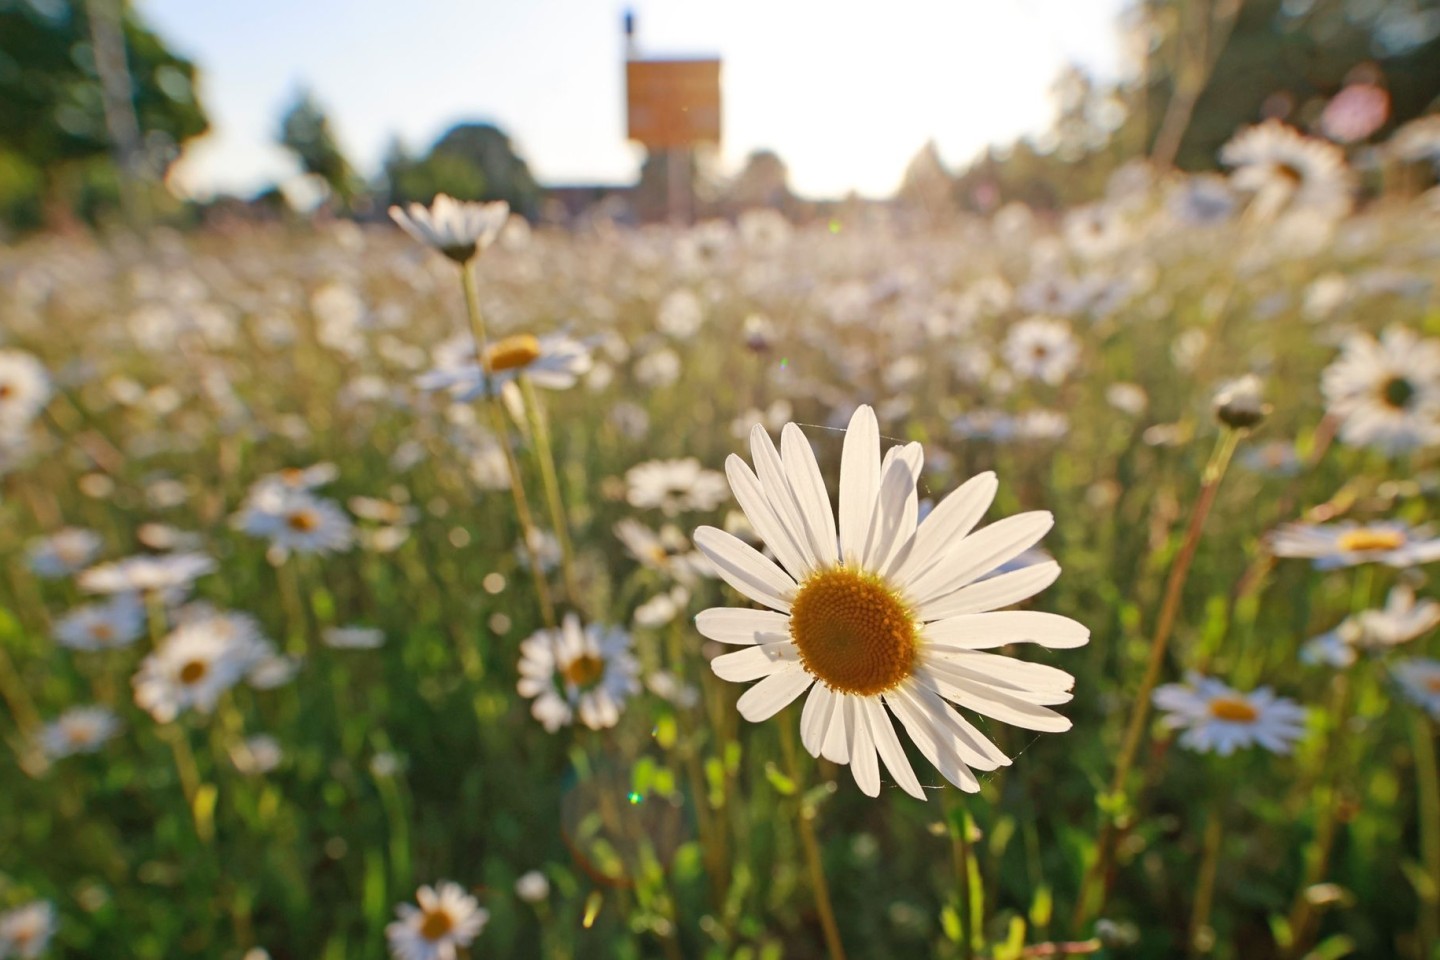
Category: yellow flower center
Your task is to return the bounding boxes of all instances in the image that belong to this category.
[1425,677,1440,694]
[485,334,542,373]
[281,468,305,485]
[0,383,12,399]
[288,511,319,532]
[1208,697,1259,723]
[66,724,92,745]
[1336,529,1406,553]
[562,654,605,688]
[419,907,454,941]
[179,659,209,685]
[1275,162,1305,185]
[788,566,917,696]
[89,622,114,642]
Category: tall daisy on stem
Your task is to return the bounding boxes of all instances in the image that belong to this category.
[391,194,557,628]
[692,405,1089,957]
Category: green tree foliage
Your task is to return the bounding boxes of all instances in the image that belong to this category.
[0,0,207,229]
[384,123,539,216]
[277,88,360,210]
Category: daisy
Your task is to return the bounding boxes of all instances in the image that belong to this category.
[1269,520,1440,570]
[517,614,640,732]
[236,487,354,556]
[389,194,509,263]
[514,870,550,904]
[1003,318,1080,386]
[693,406,1088,798]
[625,458,729,515]
[1302,585,1440,667]
[1152,674,1308,755]
[54,595,145,651]
[322,625,385,650]
[78,552,216,601]
[1393,658,1440,719]
[26,527,103,579]
[1220,120,1354,218]
[38,705,122,759]
[249,463,340,497]
[385,882,488,960]
[231,734,284,775]
[1321,326,1440,455]
[0,349,52,430]
[0,901,56,959]
[132,614,265,722]
[1212,374,1270,430]
[417,331,592,401]
[613,518,711,586]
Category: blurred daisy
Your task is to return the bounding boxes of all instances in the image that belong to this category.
[38,705,121,759]
[54,595,145,651]
[386,882,488,960]
[1321,326,1440,455]
[1240,441,1302,477]
[26,527,103,579]
[79,552,215,602]
[614,518,711,585]
[1063,203,1131,260]
[1269,520,1440,569]
[514,870,550,904]
[1105,383,1149,417]
[389,194,509,263]
[322,625,385,650]
[694,406,1088,798]
[0,349,52,430]
[625,458,729,515]
[236,487,354,557]
[250,463,339,497]
[517,614,640,732]
[1153,674,1308,755]
[1304,585,1440,668]
[133,614,265,722]
[1003,318,1079,386]
[1393,658,1440,719]
[1220,120,1354,218]
[231,734,284,775]
[0,900,56,959]
[1212,374,1270,430]
[418,331,593,401]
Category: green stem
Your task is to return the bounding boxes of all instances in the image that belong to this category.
[1188,807,1224,959]
[778,720,846,960]
[1411,714,1440,957]
[520,375,582,609]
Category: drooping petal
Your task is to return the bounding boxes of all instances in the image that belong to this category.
[900,682,1013,770]
[800,682,837,758]
[821,690,853,764]
[693,526,797,612]
[849,695,881,796]
[886,685,981,792]
[862,697,925,800]
[736,663,813,722]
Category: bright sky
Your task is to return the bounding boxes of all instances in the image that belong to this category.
[138,0,1131,201]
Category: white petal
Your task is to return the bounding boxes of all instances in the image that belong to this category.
[923,611,1090,649]
[750,426,821,575]
[917,562,1061,620]
[736,663,813,722]
[849,696,881,796]
[893,472,999,585]
[863,455,919,574]
[710,642,798,682]
[906,512,1054,607]
[800,683,837,758]
[694,607,791,645]
[886,685,982,792]
[821,690,853,763]
[838,406,880,565]
[693,526,797,612]
[903,683,1012,770]
[924,648,1076,694]
[862,697,925,800]
[920,665,1072,732]
[726,455,811,580]
[781,423,839,568]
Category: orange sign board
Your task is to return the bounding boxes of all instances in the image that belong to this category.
[626,59,721,149]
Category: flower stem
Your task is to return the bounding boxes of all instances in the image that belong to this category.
[778,720,846,960]
[1074,427,1240,931]
[1188,807,1224,959]
[520,374,582,609]
[459,264,556,630]
[1412,713,1439,957]
[948,791,980,960]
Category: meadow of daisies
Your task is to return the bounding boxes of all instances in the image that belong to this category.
[3,122,1440,960]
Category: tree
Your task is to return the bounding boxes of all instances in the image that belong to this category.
[0,0,208,229]
[277,89,360,211]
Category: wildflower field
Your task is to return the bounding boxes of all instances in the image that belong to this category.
[3,153,1440,960]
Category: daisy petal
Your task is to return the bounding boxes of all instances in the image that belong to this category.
[726,455,811,580]
[887,685,981,792]
[781,423,839,567]
[893,471,999,585]
[863,455,918,573]
[917,562,1061,620]
[901,681,1011,770]
[923,611,1090,649]
[800,682,836,758]
[710,642,798,682]
[907,512,1055,607]
[862,697,926,800]
[849,696,881,796]
[821,691,853,764]
[839,406,880,565]
[750,425,821,574]
[736,663,813,722]
[694,607,791,645]
[921,666,1073,732]
[693,526,797,612]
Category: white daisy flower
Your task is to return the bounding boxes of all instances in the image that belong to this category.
[39,705,122,759]
[236,487,354,556]
[1303,585,1440,667]
[322,625,385,650]
[132,614,265,722]
[1321,326,1440,455]
[1269,520,1440,570]
[1393,658,1440,719]
[389,194,509,263]
[0,900,56,959]
[385,882,488,960]
[54,594,145,651]
[0,349,52,430]
[78,552,216,601]
[249,463,340,498]
[1240,441,1302,477]
[1063,202,1132,260]
[1213,374,1270,430]
[231,734,284,775]
[1003,318,1080,386]
[625,458,730,515]
[514,870,550,904]
[517,614,640,733]
[613,518,712,586]
[1105,383,1149,417]
[692,406,1088,799]
[1152,674,1308,755]
[1220,120,1354,218]
[26,527,103,579]
[417,331,593,401]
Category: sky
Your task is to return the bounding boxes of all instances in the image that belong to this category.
[137,0,1132,201]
